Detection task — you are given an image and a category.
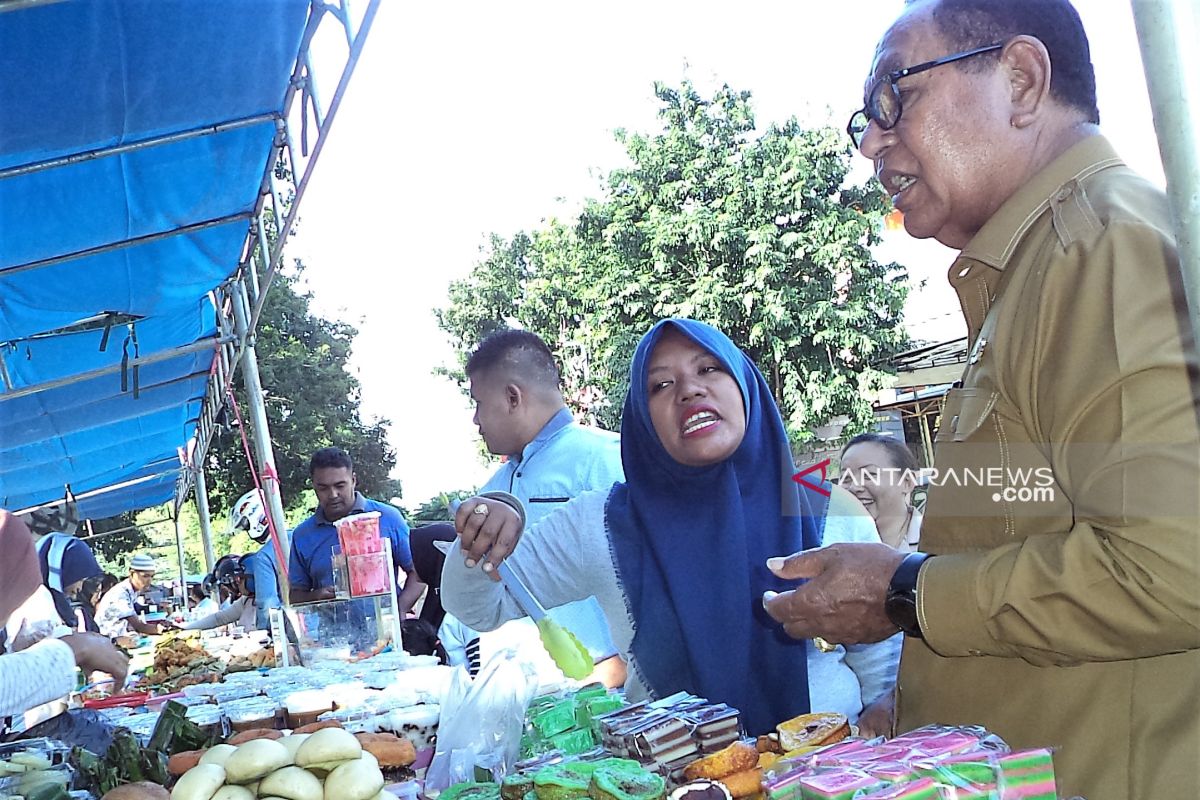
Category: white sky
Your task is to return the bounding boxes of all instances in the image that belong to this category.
[287,0,1169,508]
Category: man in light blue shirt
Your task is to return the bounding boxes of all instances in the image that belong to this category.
[463,328,625,685]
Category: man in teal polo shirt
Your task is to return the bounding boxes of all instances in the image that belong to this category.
[289,447,416,609]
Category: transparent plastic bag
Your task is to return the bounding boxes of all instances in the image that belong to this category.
[425,647,539,794]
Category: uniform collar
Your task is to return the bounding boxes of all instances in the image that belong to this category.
[314,492,368,525]
[958,135,1124,272]
[511,407,573,464]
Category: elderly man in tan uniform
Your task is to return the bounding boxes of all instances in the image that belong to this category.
[762,2,1200,799]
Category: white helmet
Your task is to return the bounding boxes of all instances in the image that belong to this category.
[229,489,270,543]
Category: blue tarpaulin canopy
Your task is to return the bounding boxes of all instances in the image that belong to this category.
[0,0,358,522]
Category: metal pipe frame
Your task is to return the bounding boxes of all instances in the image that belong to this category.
[0,112,280,182]
[78,515,174,542]
[228,279,292,605]
[0,334,235,403]
[0,211,253,278]
[194,468,217,572]
[12,467,183,516]
[251,0,381,331]
[173,507,189,610]
[1132,0,1200,347]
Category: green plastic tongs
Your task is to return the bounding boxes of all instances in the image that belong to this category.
[494,561,593,680]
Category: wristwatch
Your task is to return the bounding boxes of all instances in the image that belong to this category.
[885,552,932,638]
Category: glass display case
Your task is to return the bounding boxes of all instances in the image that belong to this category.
[270,534,404,667]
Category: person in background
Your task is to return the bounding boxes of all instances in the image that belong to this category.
[180,556,260,632]
[229,488,282,632]
[0,511,128,721]
[838,433,924,737]
[445,319,899,733]
[838,433,923,552]
[188,582,219,618]
[210,555,240,609]
[408,523,457,630]
[464,328,627,686]
[399,618,449,664]
[764,2,1200,797]
[95,553,170,640]
[35,531,103,631]
[289,447,416,607]
[75,575,106,633]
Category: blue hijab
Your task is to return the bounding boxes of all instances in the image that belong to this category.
[36,532,101,628]
[606,319,829,735]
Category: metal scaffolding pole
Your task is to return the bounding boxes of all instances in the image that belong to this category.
[1132,0,1200,346]
[194,468,217,572]
[173,506,189,611]
[229,280,290,603]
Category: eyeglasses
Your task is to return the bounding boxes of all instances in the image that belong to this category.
[846,43,1004,148]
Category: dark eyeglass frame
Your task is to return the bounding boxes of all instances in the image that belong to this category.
[846,42,1004,148]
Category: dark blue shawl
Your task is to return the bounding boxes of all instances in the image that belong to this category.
[606,319,829,735]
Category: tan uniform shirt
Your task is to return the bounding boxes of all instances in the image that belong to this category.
[898,136,1200,800]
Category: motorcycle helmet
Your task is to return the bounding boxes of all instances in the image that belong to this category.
[229,489,270,544]
[214,554,245,587]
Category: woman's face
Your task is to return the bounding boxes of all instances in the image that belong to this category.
[838,442,914,520]
[646,328,747,467]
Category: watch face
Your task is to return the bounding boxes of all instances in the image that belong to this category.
[886,593,920,637]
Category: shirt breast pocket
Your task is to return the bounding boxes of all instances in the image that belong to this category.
[936,387,999,443]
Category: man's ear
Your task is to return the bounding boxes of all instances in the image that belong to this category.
[1003,35,1052,129]
[505,383,522,411]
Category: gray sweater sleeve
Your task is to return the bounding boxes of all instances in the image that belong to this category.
[441,490,624,634]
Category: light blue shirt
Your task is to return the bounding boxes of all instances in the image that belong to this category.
[244,542,281,633]
[480,408,624,662]
[480,408,623,526]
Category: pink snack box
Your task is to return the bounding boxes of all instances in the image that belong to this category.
[854,777,949,799]
[797,767,883,800]
[996,748,1057,800]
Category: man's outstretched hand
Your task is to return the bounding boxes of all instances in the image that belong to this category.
[762,543,907,645]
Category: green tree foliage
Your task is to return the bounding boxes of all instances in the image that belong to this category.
[438,80,908,438]
[202,265,402,521]
[85,513,148,567]
[408,489,477,524]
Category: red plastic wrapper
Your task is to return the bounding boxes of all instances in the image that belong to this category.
[348,551,391,597]
[336,511,383,556]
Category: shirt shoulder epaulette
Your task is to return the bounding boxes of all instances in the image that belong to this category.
[1049,178,1103,250]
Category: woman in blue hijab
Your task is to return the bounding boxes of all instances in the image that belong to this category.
[443,319,898,735]
[36,532,102,631]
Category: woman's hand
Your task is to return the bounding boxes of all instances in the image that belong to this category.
[62,632,130,689]
[857,691,896,739]
[454,497,524,581]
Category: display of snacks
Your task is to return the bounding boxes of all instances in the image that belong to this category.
[285,689,334,729]
[758,725,1056,800]
[591,693,744,781]
[522,685,628,760]
[223,698,282,732]
[346,704,441,751]
[225,645,277,671]
[137,635,225,692]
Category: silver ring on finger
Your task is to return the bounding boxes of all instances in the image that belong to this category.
[473,503,489,516]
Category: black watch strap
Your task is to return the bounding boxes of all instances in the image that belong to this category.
[885,552,932,638]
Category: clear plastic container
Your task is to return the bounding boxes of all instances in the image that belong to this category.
[388,779,421,800]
